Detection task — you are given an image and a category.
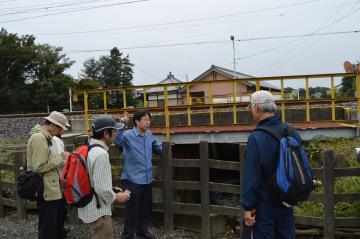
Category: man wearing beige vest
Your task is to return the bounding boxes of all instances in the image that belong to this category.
[26,111,70,239]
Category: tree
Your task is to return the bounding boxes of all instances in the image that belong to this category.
[79,58,100,81]
[80,47,138,108]
[72,79,101,111]
[29,44,75,112]
[340,76,355,97]
[0,29,37,113]
[0,29,75,114]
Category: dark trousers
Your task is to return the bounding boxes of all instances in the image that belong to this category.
[37,198,67,239]
[253,201,295,239]
[121,180,152,239]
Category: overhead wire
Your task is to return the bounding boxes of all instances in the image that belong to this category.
[0,0,118,16]
[31,0,322,36]
[259,0,355,74]
[61,30,359,54]
[0,0,149,24]
[255,4,360,75]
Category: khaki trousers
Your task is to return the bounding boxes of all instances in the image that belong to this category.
[90,215,114,239]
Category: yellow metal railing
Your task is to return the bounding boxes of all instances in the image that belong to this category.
[73,73,359,141]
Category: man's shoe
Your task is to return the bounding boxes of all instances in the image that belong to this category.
[137,231,156,239]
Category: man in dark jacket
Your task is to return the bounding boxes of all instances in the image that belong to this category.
[241,90,302,239]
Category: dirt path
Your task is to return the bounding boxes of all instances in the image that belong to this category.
[0,216,200,239]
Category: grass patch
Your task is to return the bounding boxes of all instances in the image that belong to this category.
[294,137,360,218]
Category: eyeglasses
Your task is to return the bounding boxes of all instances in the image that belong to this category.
[247,103,257,109]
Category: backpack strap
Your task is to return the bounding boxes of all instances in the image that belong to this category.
[255,126,282,141]
[253,124,296,183]
[88,143,105,209]
[254,123,296,141]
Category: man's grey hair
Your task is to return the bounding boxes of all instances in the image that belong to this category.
[258,101,277,113]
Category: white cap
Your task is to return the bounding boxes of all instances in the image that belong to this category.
[44,111,70,131]
[251,90,274,104]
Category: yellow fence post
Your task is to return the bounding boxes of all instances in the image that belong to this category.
[123,89,127,109]
[256,79,260,91]
[143,88,148,108]
[103,91,107,114]
[164,85,170,141]
[305,77,310,122]
[123,89,127,116]
[233,80,237,124]
[209,82,214,126]
[84,91,90,134]
[186,84,191,126]
[280,78,285,123]
[331,76,335,121]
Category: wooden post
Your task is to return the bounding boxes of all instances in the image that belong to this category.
[239,144,246,235]
[323,150,335,239]
[162,142,173,231]
[335,154,346,168]
[200,141,211,239]
[14,151,27,220]
[0,168,4,218]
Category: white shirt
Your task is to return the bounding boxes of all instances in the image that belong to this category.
[50,136,64,156]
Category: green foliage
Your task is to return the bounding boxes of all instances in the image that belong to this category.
[295,137,360,218]
[297,87,331,99]
[340,76,355,97]
[0,28,75,113]
[80,47,139,108]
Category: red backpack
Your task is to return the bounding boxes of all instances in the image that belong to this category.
[61,144,102,209]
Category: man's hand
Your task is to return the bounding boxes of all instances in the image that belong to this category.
[61,152,70,160]
[120,114,129,124]
[115,192,130,203]
[113,186,123,193]
[244,210,256,226]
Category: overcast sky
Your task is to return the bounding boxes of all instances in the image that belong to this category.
[1,0,360,88]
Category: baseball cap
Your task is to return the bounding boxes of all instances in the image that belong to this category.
[250,90,275,105]
[44,111,70,131]
[91,115,124,132]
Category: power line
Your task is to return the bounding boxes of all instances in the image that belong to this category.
[237,30,360,42]
[0,0,149,24]
[134,65,162,81]
[259,0,352,73]
[257,5,360,75]
[0,0,117,16]
[33,0,321,36]
[62,30,359,54]
[0,30,358,58]
[65,40,230,53]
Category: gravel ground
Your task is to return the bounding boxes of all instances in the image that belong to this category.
[0,215,201,239]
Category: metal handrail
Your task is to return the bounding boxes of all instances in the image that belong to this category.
[73,73,360,140]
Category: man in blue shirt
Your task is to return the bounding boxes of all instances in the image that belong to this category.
[241,90,302,239]
[114,110,162,239]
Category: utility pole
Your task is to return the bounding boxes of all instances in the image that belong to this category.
[69,88,73,112]
[230,35,236,79]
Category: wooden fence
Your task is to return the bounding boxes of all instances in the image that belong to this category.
[0,142,360,238]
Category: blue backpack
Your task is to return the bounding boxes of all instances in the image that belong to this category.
[255,124,316,207]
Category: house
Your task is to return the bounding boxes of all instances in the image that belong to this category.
[138,72,183,107]
[180,65,281,104]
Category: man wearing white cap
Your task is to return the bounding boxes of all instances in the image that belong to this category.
[240,90,302,239]
[27,111,70,239]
